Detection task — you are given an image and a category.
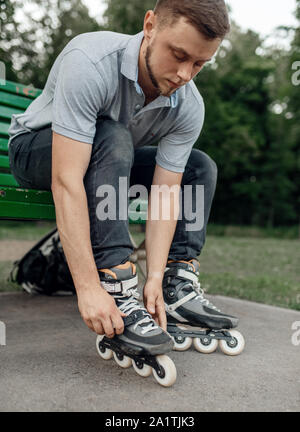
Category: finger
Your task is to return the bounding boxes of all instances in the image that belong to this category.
[112,312,125,335]
[158,307,167,331]
[146,295,156,316]
[156,299,167,327]
[93,321,104,335]
[84,318,96,333]
[102,318,115,339]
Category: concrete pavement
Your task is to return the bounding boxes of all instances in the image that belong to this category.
[0,291,299,412]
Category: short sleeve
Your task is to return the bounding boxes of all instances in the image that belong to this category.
[156,96,205,173]
[52,49,107,144]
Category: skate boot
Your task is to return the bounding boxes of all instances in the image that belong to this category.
[163,259,245,356]
[95,261,177,387]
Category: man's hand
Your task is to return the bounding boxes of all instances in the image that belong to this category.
[143,279,167,331]
[77,286,127,338]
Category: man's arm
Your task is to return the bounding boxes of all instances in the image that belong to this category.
[51,132,126,337]
[143,164,183,329]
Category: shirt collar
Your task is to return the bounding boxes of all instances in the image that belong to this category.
[121,31,185,108]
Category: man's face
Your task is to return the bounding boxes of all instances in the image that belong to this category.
[144,16,222,98]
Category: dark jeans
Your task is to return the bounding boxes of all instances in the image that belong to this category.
[8,118,217,269]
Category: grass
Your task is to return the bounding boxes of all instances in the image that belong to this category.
[207,224,300,240]
[0,222,299,311]
[199,236,300,311]
[0,221,56,241]
[0,261,19,293]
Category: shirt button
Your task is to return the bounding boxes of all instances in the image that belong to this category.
[135,104,141,111]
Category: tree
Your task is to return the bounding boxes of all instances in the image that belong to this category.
[103,0,155,34]
[288,0,300,232]
[0,0,22,82]
[2,0,101,88]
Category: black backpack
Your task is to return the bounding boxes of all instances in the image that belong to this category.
[9,228,76,296]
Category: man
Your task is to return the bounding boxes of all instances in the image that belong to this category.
[8,0,240,356]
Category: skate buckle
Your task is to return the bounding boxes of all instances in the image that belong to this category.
[101,275,138,294]
[176,268,199,284]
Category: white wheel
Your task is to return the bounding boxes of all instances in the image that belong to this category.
[132,360,152,377]
[96,335,113,360]
[152,355,177,387]
[218,330,245,356]
[113,351,132,368]
[193,336,218,354]
[172,335,193,351]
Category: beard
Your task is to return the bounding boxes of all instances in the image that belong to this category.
[145,44,173,98]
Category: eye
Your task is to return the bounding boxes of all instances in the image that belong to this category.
[173,51,185,62]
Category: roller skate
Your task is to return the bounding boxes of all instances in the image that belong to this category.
[163,259,245,356]
[95,261,177,387]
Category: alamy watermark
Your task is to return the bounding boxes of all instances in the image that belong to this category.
[0,321,6,346]
[291,293,300,346]
[95,179,205,232]
[291,321,300,347]
[291,61,300,86]
[0,61,6,85]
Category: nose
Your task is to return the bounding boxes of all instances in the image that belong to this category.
[177,63,193,83]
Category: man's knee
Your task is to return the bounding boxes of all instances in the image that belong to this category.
[93,118,134,166]
[187,149,218,182]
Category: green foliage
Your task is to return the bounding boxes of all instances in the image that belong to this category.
[103,0,156,34]
[1,0,101,87]
[0,0,21,82]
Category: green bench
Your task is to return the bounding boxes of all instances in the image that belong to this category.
[0,80,147,278]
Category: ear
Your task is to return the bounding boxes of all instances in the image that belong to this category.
[143,10,156,42]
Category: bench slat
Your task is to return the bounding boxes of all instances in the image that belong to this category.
[0,201,55,220]
[0,90,33,110]
[0,138,8,153]
[0,186,147,223]
[0,80,42,99]
[0,105,23,120]
[0,201,146,223]
[0,173,19,187]
[0,186,54,205]
[0,120,10,137]
[0,154,9,169]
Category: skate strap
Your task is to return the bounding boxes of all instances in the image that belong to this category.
[122,309,151,327]
[165,291,197,312]
[100,274,138,294]
[165,267,199,285]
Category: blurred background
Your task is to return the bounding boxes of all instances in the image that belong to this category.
[0,0,299,309]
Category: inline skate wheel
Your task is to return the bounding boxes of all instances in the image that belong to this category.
[193,335,218,354]
[132,360,152,377]
[172,335,193,351]
[96,335,113,360]
[152,355,177,387]
[113,351,133,368]
[218,330,245,356]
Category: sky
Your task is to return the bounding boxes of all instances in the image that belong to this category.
[82,0,298,38]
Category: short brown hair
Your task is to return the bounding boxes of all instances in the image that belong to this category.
[154,0,230,40]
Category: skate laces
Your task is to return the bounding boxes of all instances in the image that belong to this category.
[115,287,159,335]
[193,281,221,312]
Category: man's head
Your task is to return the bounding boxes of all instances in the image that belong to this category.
[139,0,230,99]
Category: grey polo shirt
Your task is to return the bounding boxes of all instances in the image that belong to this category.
[8,31,205,173]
